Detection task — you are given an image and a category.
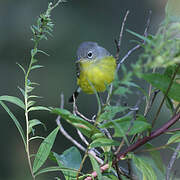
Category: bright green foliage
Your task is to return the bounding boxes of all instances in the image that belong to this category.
[51,108,102,138]
[167,132,180,144]
[33,126,59,174]
[130,154,157,180]
[97,105,128,122]
[143,73,180,102]
[0,101,26,148]
[100,115,151,137]
[0,95,25,109]
[89,154,103,180]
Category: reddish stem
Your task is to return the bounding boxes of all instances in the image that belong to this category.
[115,112,180,161]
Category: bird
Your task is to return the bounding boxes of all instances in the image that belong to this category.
[69,41,116,103]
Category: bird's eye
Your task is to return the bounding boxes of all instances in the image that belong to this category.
[87,51,93,58]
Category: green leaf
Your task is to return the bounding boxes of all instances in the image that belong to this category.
[28,95,42,99]
[90,138,120,149]
[130,154,157,180]
[54,147,82,170]
[51,108,101,138]
[113,121,129,146]
[114,86,131,96]
[33,126,59,173]
[167,132,180,144]
[37,49,49,56]
[34,166,72,177]
[0,101,26,148]
[26,85,35,93]
[27,101,36,108]
[29,136,45,142]
[98,106,128,123]
[16,63,26,74]
[143,73,180,102]
[89,154,102,180]
[53,146,82,178]
[28,119,46,134]
[18,87,25,97]
[31,65,44,70]
[0,95,25,109]
[99,115,151,137]
[126,29,155,45]
[28,106,50,112]
[145,143,165,173]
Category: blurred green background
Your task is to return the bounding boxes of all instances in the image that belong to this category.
[1,0,179,179]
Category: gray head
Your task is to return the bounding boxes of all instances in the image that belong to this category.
[76,41,111,61]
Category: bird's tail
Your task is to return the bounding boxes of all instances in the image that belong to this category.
[68,87,81,103]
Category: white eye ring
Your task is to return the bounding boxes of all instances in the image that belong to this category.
[87,51,93,59]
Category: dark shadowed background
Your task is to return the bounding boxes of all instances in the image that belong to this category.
[1,0,178,180]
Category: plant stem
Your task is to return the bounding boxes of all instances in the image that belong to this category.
[24,42,38,179]
[152,64,180,127]
[115,111,180,161]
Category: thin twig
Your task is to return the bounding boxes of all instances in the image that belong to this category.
[56,93,86,152]
[152,64,180,128]
[73,94,95,122]
[117,10,152,72]
[56,94,104,166]
[144,10,152,38]
[115,10,130,61]
[166,142,180,180]
[77,129,89,146]
[117,44,140,71]
[165,128,180,133]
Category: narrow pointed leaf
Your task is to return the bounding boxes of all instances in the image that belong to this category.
[126,29,155,45]
[16,63,26,74]
[51,108,101,138]
[31,65,44,70]
[27,101,36,108]
[130,154,157,180]
[33,126,59,173]
[34,166,67,177]
[37,49,49,56]
[18,87,25,97]
[167,132,180,144]
[0,95,25,109]
[28,106,50,112]
[89,154,102,180]
[0,101,26,148]
[90,138,120,148]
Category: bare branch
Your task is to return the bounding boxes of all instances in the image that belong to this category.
[56,93,86,152]
[166,142,180,180]
[115,10,130,61]
[117,10,152,71]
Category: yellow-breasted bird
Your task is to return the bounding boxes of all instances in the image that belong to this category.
[69,41,117,103]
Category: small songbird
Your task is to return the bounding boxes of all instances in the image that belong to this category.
[69,41,117,103]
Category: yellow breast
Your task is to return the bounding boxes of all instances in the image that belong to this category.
[77,56,116,94]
